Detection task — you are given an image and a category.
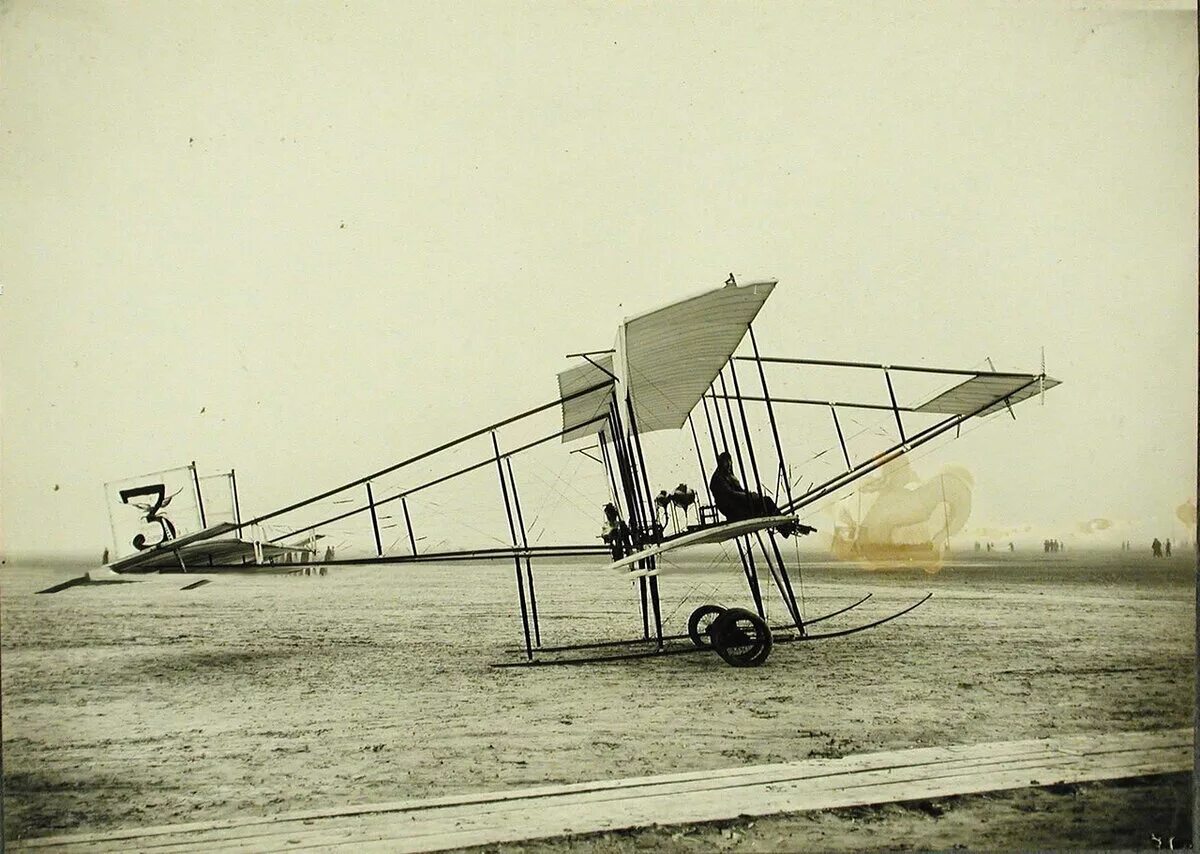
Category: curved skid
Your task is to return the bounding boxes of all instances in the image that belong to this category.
[797,592,872,628]
[781,593,932,642]
[493,594,931,666]
[506,594,875,655]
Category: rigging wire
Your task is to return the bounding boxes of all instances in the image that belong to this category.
[521,455,601,520]
[418,497,510,547]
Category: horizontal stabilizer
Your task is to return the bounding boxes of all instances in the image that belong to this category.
[916,374,1061,417]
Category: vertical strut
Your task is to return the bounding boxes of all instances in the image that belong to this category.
[648,573,663,648]
[598,430,622,513]
[401,497,417,556]
[625,394,657,540]
[609,399,644,542]
[748,325,794,508]
[609,398,652,639]
[717,372,751,489]
[688,414,713,508]
[505,458,540,647]
[758,532,805,634]
[830,405,852,471]
[706,388,731,453]
[715,367,766,619]
[229,469,242,528]
[625,395,663,649]
[190,461,207,529]
[728,359,764,495]
[736,536,766,619]
[884,369,906,443]
[492,431,532,661]
[366,482,383,557]
[639,577,650,639]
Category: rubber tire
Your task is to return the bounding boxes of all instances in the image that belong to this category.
[687,604,726,648]
[711,607,773,667]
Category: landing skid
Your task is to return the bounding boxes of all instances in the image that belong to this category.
[492,593,929,668]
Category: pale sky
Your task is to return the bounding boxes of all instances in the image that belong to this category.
[1,2,1196,556]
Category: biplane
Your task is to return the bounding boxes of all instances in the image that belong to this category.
[52,279,1058,667]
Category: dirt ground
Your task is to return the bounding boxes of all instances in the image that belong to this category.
[1,550,1194,849]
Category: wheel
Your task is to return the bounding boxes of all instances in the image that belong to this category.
[687,604,725,648]
[710,607,773,667]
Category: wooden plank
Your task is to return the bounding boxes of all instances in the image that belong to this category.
[169,746,1189,854]
[123,748,1075,852]
[18,734,1190,854]
[16,737,1064,851]
[14,729,1189,853]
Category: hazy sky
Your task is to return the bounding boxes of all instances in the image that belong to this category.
[2,2,1196,556]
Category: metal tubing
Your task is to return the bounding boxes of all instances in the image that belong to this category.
[885,370,906,443]
[401,497,417,556]
[190,462,207,529]
[310,544,609,567]
[707,387,731,454]
[625,395,656,531]
[264,412,609,543]
[366,482,383,557]
[727,359,765,496]
[751,533,789,623]
[492,432,532,661]
[830,406,853,471]
[763,531,805,634]
[580,354,619,382]
[688,414,713,508]
[648,572,664,648]
[506,457,540,647]
[229,469,242,527]
[748,326,794,507]
[639,577,650,639]
[734,355,1035,379]
[598,430,622,514]
[244,378,614,530]
[608,398,651,638]
[735,536,766,619]
[608,399,642,537]
[717,373,749,485]
[783,377,1041,513]
[711,394,916,413]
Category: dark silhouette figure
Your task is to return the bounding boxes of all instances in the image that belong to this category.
[601,502,631,559]
[654,490,672,526]
[1165,539,1172,557]
[709,451,811,538]
[1152,538,1163,558]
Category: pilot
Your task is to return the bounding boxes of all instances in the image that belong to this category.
[709,451,811,539]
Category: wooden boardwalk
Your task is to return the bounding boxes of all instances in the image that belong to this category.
[13,728,1190,853]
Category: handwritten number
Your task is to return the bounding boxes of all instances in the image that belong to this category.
[118,484,178,550]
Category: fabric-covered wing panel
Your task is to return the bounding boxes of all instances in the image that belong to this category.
[558,354,615,442]
[622,281,776,434]
[916,374,1060,417]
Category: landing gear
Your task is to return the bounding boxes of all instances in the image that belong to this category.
[709,607,773,667]
[687,604,725,648]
